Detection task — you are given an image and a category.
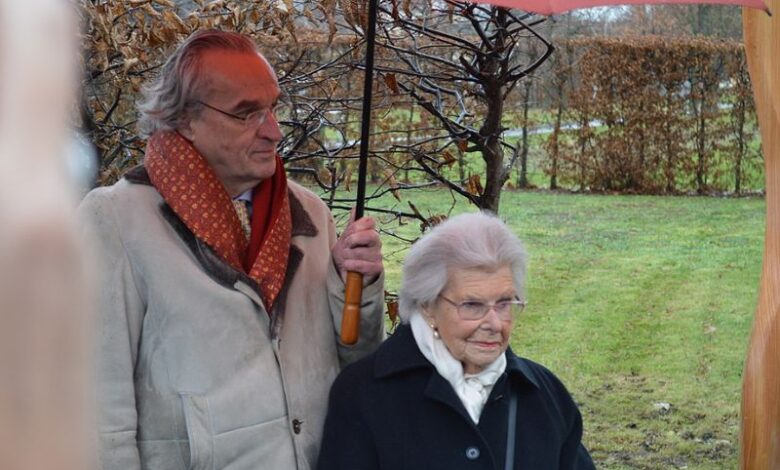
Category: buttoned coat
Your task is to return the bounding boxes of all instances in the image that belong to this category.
[80,168,385,470]
[317,324,595,470]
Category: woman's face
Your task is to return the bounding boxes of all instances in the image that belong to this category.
[422,265,516,374]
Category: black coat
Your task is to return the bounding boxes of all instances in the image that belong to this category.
[318,325,595,470]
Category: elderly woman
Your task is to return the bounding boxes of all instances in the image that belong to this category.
[317,211,594,470]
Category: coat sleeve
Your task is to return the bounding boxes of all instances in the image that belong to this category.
[316,369,380,470]
[79,190,144,469]
[558,394,595,470]
[325,213,385,366]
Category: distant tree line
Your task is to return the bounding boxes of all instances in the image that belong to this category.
[519,36,760,194]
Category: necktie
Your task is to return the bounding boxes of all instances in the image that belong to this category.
[232,199,251,240]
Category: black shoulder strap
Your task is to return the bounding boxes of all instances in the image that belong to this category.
[505,390,518,470]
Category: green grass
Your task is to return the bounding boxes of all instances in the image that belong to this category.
[325,186,764,469]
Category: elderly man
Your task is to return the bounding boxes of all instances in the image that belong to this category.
[79,30,385,470]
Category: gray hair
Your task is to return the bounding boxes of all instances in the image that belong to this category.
[137,29,259,137]
[398,211,528,322]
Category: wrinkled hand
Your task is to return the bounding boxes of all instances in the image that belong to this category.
[332,213,383,283]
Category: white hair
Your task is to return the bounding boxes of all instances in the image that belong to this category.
[137,29,260,137]
[398,211,528,322]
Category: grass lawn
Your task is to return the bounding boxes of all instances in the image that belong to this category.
[326,186,764,469]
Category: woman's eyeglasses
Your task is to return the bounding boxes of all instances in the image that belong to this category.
[438,294,526,321]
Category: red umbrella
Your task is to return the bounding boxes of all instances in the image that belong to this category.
[472,0,769,14]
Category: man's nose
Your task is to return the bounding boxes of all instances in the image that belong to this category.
[256,110,283,141]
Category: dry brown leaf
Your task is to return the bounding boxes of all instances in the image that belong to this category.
[466,174,483,196]
[427,214,447,228]
[142,3,162,18]
[456,139,468,152]
[344,167,353,192]
[123,57,140,72]
[384,170,401,201]
[204,0,224,13]
[402,0,412,18]
[407,201,423,220]
[318,168,331,185]
[385,73,399,93]
[386,300,399,325]
[440,150,456,167]
[162,10,189,34]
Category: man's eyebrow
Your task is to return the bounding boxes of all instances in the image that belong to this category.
[230,99,263,112]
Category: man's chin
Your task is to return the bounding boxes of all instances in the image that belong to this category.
[250,165,277,183]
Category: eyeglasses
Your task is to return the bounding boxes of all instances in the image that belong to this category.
[196,100,289,129]
[438,294,526,321]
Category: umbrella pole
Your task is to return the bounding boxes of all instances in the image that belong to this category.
[340,0,379,345]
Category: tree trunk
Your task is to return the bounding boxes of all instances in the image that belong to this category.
[518,79,532,189]
[550,102,563,190]
[477,10,509,214]
[578,114,588,192]
[664,95,676,193]
[734,100,745,194]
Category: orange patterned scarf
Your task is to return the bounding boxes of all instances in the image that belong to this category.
[145,131,291,310]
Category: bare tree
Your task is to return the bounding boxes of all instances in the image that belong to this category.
[365,1,552,213]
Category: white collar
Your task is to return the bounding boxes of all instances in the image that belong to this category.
[409,313,506,424]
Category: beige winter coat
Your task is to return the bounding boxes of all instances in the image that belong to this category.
[79,168,385,470]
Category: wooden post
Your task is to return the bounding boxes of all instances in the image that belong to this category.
[741,4,780,469]
[0,1,92,469]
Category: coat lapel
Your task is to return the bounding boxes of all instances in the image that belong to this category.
[423,369,477,424]
[374,325,542,424]
[374,326,475,423]
[125,165,319,335]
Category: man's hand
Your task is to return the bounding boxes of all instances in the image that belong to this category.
[332,214,383,283]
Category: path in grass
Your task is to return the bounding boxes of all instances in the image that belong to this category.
[360,188,763,469]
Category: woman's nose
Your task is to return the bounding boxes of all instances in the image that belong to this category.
[480,307,504,330]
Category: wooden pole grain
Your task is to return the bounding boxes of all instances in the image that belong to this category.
[741,4,780,469]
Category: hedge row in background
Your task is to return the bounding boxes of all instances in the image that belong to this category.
[534,37,761,194]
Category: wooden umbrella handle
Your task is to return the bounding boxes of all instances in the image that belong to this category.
[741,3,779,469]
[340,0,378,346]
[340,271,364,345]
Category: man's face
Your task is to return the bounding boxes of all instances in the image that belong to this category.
[181,49,283,196]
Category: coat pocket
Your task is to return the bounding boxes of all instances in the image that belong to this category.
[180,393,214,470]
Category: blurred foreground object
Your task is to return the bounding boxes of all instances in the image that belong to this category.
[65,132,99,198]
[0,1,93,470]
[741,1,780,468]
